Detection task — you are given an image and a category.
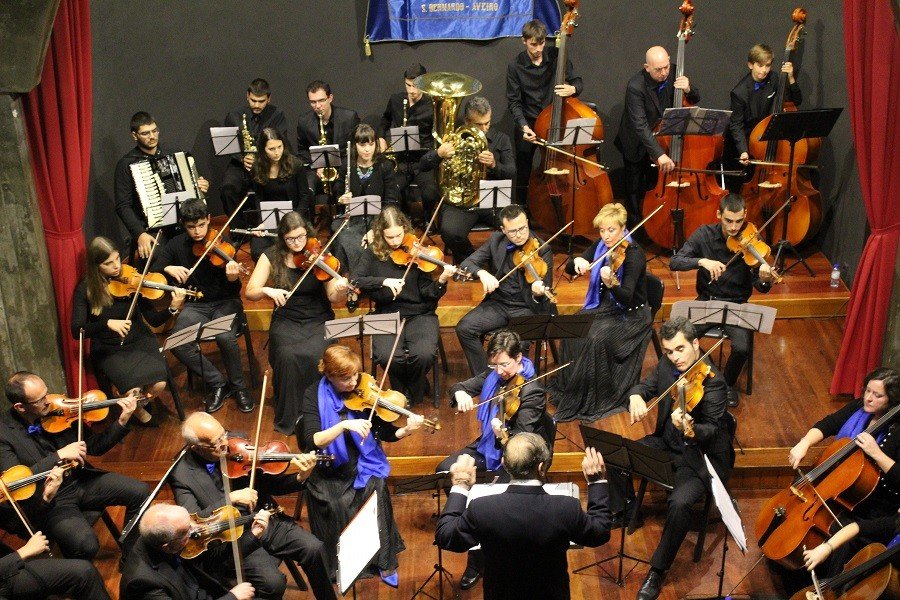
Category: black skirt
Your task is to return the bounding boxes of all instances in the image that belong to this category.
[269,316,332,434]
[551,304,652,422]
[91,330,167,392]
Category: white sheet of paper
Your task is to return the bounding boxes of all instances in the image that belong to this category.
[337,491,381,594]
[703,455,748,553]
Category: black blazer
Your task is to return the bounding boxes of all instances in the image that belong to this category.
[296,106,361,165]
[614,66,701,163]
[436,482,612,600]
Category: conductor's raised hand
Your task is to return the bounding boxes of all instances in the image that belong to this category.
[582,447,607,483]
[450,454,477,489]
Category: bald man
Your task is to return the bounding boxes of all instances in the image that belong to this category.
[168,412,336,600]
[436,434,612,600]
[614,46,701,226]
[120,503,259,600]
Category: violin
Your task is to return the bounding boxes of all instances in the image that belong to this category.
[292,237,360,294]
[0,460,79,504]
[224,437,334,479]
[495,374,526,445]
[180,505,279,559]
[40,390,147,433]
[512,237,557,303]
[726,222,783,283]
[642,340,722,418]
[791,543,900,600]
[192,228,247,274]
[389,233,473,281]
[342,372,441,432]
[108,263,203,300]
[597,241,628,287]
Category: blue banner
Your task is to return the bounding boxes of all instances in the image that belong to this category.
[366,0,561,43]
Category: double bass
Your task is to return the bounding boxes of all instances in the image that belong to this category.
[741,8,822,247]
[528,0,613,238]
[641,0,726,251]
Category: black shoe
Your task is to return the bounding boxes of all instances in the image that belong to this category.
[234,388,254,413]
[205,385,228,413]
[637,570,665,600]
[726,387,741,408]
[459,565,483,590]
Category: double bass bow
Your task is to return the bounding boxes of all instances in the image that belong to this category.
[527,0,613,238]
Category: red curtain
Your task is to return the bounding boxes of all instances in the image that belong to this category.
[22,0,93,394]
[831,0,900,395]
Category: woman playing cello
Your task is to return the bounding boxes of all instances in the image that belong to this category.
[299,344,423,586]
[551,203,652,422]
[71,236,185,424]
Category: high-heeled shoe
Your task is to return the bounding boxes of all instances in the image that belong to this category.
[379,570,399,588]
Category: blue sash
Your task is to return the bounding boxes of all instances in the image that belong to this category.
[584,233,632,310]
[476,357,536,470]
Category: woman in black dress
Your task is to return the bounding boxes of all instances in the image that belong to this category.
[247,127,313,260]
[299,344,423,586]
[245,211,349,434]
[332,123,399,270]
[551,202,652,422]
[353,205,455,405]
[71,236,184,423]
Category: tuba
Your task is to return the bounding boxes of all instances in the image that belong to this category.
[414,72,486,208]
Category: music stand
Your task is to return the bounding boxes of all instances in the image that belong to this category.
[145,196,183,230]
[476,180,512,228]
[653,107,732,260]
[574,426,654,586]
[337,491,381,596]
[507,313,593,374]
[671,300,776,336]
[758,108,842,275]
[325,312,400,369]
[387,125,422,154]
[310,144,341,202]
[210,126,241,155]
[341,195,382,222]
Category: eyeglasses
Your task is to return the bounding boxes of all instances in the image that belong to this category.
[284,233,307,244]
[489,360,515,370]
[135,128,159,138]
[23,394,49,406]
[195,432,228,449]
[503,225,529,237]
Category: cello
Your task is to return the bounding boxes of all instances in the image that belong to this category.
[741,8,822,247]
[640,0,726,252]
[528,0,613,238]
[791,543,900,600]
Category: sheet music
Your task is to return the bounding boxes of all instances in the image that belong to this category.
[337,491,380,593]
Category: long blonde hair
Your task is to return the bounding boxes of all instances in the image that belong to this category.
[85,237,118,315]
[369,205,414,261]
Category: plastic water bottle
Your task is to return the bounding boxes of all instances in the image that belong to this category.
[830,264,841,288]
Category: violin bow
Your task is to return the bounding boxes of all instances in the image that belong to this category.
[77,328,84,443]
[366,318,407,426]
[721,196,793,272]
[0,476,48,556]
[492,220,573,292]
[531,137,610,171]
[282,217,350,304]
[185,194,250,278]
[393,194,448,299]
[218,453,244,585]
[120,445,189,542]
[247,371,270,492]
[642,338,726,414]
[468,362,572,410]
[576,204,665,277]
[122,230,162,346]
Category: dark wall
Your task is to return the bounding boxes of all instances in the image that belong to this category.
[87,0,868,281]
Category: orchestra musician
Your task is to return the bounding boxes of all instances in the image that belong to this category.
[71,236,185,426]
[377,64,440,216]
[436,436,612,600]
[153,198,253,414]
[295,80,360,206]
[436,330,554,590]
[352,205,455,406]
[220,78,291,228]
[247,127,314,261]
[114,111,210,259]
[620,317,733,600]
[802,511,900,577]
[0,371,149,559]
[614,46,700,226]
[454,204,553,376]
[669,193,775,407]
[551,203,652,422]
[299,344,423,587]
[506,19,582,205]
[120,503,259,600]
[419,96,515,265]
[333,123,400,269]
[169,412,336,599]
[726,44,801,191]
[245,211,349,435]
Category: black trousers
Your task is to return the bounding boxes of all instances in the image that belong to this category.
[439,205,497,265]
[220,161,253,228]
[171,298,247,389]
[513,123,535,206]
[397,160,441,217]
[0,555,111,600]
[372,313,439,406]
[621,156,655,227]
[693,322,752,388]
[39,472,149,559]
[455,299,536,375]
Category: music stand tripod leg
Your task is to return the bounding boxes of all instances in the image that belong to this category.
[411,475,457,600]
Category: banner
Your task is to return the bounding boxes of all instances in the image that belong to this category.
[366,0,562,44]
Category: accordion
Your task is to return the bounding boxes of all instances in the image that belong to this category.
[129,151,202,229]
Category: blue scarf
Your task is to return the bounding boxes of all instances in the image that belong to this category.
[476,357,536,470]
[584,233,632,310]
[836,407,886,445]
[317,377,390,489]
[889,532,900,549]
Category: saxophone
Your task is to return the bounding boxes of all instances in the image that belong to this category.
[318,114,339,194]
[240,114,257,154]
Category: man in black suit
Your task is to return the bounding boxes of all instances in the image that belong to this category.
[436,433,612,600]
[120,502,258,600]
[622,316,734,600]
[0,371,149,559]
[454,204,553,376]
[296,80,361,206]
[614,46,700,225]
[169,412,336,600]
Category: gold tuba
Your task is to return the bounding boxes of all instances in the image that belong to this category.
[413,72,486,208]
